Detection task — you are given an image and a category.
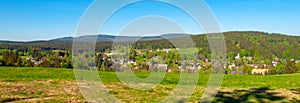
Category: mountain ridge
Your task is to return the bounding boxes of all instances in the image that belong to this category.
[0,31,298,43]
[0,34,192,43]
[50,33,192,42]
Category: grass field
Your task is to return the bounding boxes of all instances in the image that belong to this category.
[0,67,299,102]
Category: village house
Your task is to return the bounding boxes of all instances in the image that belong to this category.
[235,53,240,59]
[250,64,259,69]
[272,58,279,67]
[40,57,47,62]
[128,59,137,65]
[26,57,48,65]
[162,48,172,53]
[157,64,167,70]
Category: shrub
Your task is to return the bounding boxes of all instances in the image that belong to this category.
[276,63,284,74]
[199,68,211,74]
[296,62,300,73]
[167,66,178,73]
[284,60,296,74]
[269,69,276,75]
[240,66,253,75]
[40,61,51,68]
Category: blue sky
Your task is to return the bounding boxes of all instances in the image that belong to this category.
[0,0,299,41]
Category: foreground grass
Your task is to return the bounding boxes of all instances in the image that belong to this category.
[0,67,299,102]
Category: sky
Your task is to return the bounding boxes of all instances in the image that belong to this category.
[0,0,299,41]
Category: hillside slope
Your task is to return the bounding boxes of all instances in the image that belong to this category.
[0,31,299,59]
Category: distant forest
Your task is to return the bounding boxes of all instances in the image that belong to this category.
[1,31,299,60]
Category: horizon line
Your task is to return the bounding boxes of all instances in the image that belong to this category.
[1,30,299,42]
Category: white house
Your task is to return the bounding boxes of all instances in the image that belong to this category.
[128,60,136,65]
[158,64,168,71]
[235,53,240,59]
[250,64,259,69]
[272,58,279,67]
[272,61,278,67]
[162,48,172,53]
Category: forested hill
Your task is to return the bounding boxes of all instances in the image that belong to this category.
[0,31,299,59]
[223,32,300,59]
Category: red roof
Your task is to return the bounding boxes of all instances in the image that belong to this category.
[41,57,47,61]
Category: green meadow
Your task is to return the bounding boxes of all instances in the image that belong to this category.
[0,67,299,102]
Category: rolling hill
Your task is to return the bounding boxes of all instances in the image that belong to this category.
[49,34,191,42]
[0,31,299,59]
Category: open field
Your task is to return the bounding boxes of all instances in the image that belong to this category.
[0,67,299,102]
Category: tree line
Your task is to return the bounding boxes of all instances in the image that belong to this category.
[1,31,299,60]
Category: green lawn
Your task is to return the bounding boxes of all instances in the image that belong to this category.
[0,67,299,102]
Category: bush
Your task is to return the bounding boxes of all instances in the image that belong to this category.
[40,61,51,68]
[296,62,300,73]
[199,68,211,74]
[276,63,284,74]
[167,66,178,73]
[225,68,231,74]
[240,66,253,75]
[284,60,296,74]
[60,62,68,68]
[269,69,276,75]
